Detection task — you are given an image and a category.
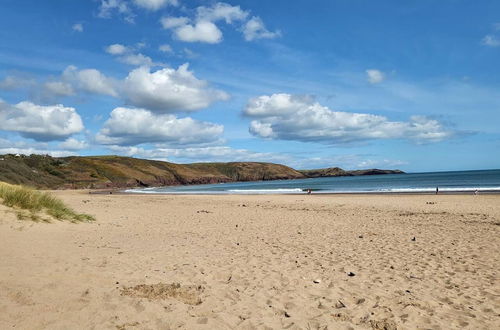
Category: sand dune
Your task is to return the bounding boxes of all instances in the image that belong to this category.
[1,192,499,329]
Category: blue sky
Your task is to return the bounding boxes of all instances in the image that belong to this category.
[0,0,499,172]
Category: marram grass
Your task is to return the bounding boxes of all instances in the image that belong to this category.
[0,182,94,223]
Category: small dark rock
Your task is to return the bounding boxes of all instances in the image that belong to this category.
[358,235,363,238]
[335,300,346,308]
[411,237,416,241]
[284,311,291,318]
[347,272,356,277]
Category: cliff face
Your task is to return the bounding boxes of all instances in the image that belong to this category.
[0,154,404,189]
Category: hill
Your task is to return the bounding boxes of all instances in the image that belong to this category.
[299,167,404,178]
[0,154,305,189]
[0,154,404,189]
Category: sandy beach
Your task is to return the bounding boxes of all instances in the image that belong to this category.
[0,192,499,329]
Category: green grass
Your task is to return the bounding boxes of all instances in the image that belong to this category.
[0,182,94,223]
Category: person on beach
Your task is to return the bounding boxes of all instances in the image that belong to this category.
[436,186,439,195]
[307,189,312,194]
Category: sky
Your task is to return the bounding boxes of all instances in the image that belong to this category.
[0,0,499,172]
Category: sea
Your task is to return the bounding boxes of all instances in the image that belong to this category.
[125,169,500,195]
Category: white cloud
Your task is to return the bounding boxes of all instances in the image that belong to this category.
[0,138,79,157]
[0,147,77,157]
[160,16,189,29]
[32,63,226,113]
[0,100,84,141]
[482,35,500,47]
[62,66,118,97]
[105,43,129,55]
[0,75,35,90]
[161,3,271,44]
[244,93,452,144]
[72,23,83,32]
[107,145,288,164]
[159,44,173,53]
[196,2,248,24]
[42,81,75,97]
[243,16,280,41]
[98,0,134,22]
[133,0,177,11]
[118,53,154,66]
[58,138,89,150]
[96,107,223,146]
[173,20,223,44]
[122,64,229,112]
[481,23,500,47]
[105,43,157,67]
[366,69,385,84]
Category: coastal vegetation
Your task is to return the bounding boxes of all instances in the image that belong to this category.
[0,182,94,222]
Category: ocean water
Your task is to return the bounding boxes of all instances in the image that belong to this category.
[125,169,500,194]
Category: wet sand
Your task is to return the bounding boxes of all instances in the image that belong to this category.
[1,192,499,329]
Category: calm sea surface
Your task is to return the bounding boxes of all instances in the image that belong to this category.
[126,169,500,194]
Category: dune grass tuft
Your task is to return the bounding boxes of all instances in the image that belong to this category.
[0,182,94,223]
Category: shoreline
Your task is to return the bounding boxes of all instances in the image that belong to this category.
[104,189,500,196]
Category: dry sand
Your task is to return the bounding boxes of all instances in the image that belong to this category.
[0,192,499,329]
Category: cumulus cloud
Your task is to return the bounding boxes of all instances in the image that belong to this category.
[32,63,226,113]
[481,23,500,47]
[118,53,154,66]
[160,16,189,29]
[98,0,135,22]
[174,21,223,43]
[196,2,248,23]
[0,75,35,90]
[243,16,281,41]
[62,66,118,97]
[0,100,84,141]
[107,145,288,164]
[244,93,452,144]
[159,44,173,53]
[482,35,500,47]
[122,64,229,112]
[0,137,79,156]
[72,23,83,32]
[366,69,385,84]
[161,16,223,44]
[105,43,156,67]
[105,43,129,55]
[58,138,89,150]
[42,81,75,97]
[161,3,274,44]
[133,0,177,11]
[95,107,223,146]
